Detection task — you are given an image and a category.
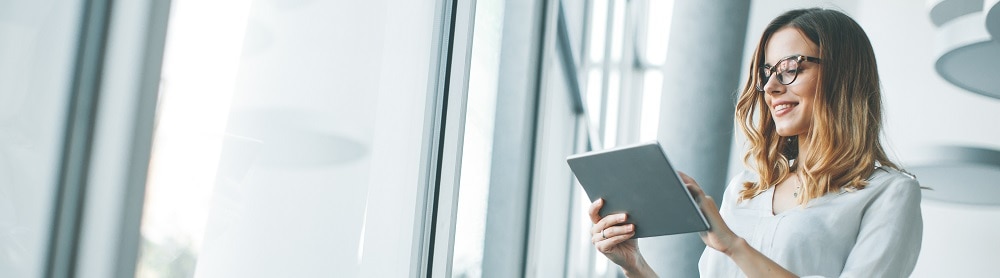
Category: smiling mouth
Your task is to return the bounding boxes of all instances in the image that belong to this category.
[774,103,797,115]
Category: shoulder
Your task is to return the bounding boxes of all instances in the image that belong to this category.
[861,166,922,206]
[720,170,757,202]
[867,167,920,192]
[724,170,755,193]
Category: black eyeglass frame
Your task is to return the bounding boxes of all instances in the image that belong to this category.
[755,55,822,91]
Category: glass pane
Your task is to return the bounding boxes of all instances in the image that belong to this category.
[587,0,608,63]
[643,0,674,66]
[640,70,663,141]
[451,0,504,276]
[136,0,442,277]
[0,1,83,276]
[566,179,592,277]
[603,70,620,149]
[586,68,603,141]
[608,0,626,63]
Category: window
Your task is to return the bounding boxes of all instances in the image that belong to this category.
[136,0,447,276]
[569,0,675,276]
[451,0,505,276]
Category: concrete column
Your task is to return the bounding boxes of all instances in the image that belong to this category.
[643,0,751,276]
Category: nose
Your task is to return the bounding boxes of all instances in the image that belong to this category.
[762,72,785,95]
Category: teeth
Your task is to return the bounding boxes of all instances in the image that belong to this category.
[775,103,795,112]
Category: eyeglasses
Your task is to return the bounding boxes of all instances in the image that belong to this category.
[756,55,822,91]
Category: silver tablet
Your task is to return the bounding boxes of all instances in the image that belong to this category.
[567,141,710,238]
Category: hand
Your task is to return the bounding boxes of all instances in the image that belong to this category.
[589,198,643,272]
[678,171,741,255]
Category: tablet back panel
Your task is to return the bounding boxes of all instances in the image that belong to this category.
[567,142,709,238]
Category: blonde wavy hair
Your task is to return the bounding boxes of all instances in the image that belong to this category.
[736,8,899,204]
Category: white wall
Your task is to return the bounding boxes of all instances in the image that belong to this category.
[857,1,1000,276]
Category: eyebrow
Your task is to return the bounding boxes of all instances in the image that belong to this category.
[762,54,805,67]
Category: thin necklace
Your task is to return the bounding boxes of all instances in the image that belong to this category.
[792,172,802,198]
[790,159,802,198]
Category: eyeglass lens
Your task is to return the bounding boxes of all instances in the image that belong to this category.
[756,57,800,91]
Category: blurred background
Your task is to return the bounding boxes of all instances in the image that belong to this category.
[1,0,998,277]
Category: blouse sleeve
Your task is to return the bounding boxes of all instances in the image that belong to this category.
[837,176,923,277]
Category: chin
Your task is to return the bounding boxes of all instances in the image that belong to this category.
[773,126,805,137]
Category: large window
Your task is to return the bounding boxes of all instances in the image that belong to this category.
[0,0,676,277]
[570,0,675,276]
[9,1,992,278]
[136,0,446,276]
[584,0,672,148]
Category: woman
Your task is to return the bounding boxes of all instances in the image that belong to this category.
[589,8,922,277]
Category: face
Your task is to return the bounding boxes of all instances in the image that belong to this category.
[761,27,821,137]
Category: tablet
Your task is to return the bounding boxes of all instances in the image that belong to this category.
[566,141,710,238]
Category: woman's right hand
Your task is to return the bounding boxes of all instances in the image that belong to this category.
[589,198,641,271]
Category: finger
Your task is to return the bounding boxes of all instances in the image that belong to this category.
[592,222,633,244]
[588,198,604,224]
[698,195,726,231]
[595,231,637,253]
[686,183,705,202]
[591,213,628,234]
[602,223,634,239]
[678,171,697,185]
[700,195,720,215]
[590,227,611,246]
[702,195,718,209]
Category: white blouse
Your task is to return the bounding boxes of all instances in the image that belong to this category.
[698,165,923,277]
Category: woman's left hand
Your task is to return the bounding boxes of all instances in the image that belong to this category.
[678,171,741,255]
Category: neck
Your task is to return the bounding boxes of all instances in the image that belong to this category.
[794,133,810,175]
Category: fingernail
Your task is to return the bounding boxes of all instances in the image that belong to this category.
[619,215,627,222]
[626,225,634,231]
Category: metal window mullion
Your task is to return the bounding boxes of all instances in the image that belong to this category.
[410,0,479,277]
[423,0,478,276]
[557,1,585,114]
[46,0,114,277]
[115,1,171,277]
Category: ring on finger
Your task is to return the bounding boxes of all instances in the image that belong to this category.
[601,228,607,239]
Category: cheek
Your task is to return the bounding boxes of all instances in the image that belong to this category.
[799,103,814,122]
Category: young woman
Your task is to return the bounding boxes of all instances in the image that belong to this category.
[588,8,922,277]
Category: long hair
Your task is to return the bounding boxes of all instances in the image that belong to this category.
[735,8,899,204]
